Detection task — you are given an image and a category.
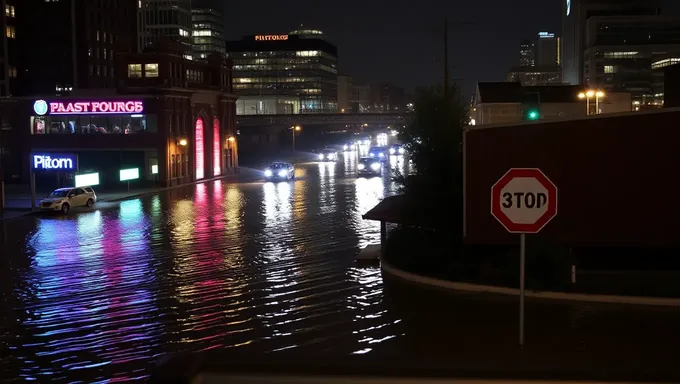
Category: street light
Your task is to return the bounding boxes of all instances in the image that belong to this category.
[578,90,605,115]
[178,138,188,146]
[290,125,301,152]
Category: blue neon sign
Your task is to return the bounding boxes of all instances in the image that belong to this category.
[31,153,78,171]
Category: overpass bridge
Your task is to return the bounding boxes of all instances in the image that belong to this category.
[236,112,409,127]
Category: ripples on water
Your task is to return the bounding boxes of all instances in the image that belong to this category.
[0,154,409,381]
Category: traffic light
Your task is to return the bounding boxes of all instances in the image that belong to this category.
[526,109,540,120]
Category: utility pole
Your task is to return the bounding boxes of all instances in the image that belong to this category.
[444,17,449,103]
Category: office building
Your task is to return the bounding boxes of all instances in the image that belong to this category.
[1,0,17,97]
[520,39,536,66]
[192,8,225,59]
[583,15,680,108]
[561,0,662,85]
[138,0,193,55]
[226,29,338,114]
[507,65,562,86]
[536,32,561,66]
[8,0,136,96]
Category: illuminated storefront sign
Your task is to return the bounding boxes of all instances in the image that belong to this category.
[31,153,78,171]
[213,119,221,176]
[254,34,288,41]
[75,172,100,187]
[195,118,205,180]
[33,100,145,115]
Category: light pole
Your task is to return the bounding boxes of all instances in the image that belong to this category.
[290,125,301,152]
[578,90,605,115]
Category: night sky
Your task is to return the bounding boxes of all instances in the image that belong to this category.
[203,0,678,97]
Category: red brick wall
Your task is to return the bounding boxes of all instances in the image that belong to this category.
[464,110,680,247]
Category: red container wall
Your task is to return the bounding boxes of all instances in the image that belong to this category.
[464,110,680,247]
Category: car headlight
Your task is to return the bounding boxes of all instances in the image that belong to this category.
[378,152,384,158]
[399,147,405,154]
[343,145,348,150]
[389,148,396,154]
[318,154,324,160]
[370,162,381,171]
[357,163,365,170]
[264,169,273,177]
[363,140,370,145]
[369,153,374,157]
[278,170,287,177]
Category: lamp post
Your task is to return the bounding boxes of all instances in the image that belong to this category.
[290,125,301,152]
[578,90,605,115]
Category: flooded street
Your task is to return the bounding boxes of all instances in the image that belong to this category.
[3,151,680,382]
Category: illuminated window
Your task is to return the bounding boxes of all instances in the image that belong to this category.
[5,5,15,17]
[145,63,159,78]
[179,28,189,37]
[127,64,142,78]
[603,51,638,59]
[296,50,320,57]
[9,67,17,78]
[604,65,615,74]
[193,30,212,37]
[5,26,15,39]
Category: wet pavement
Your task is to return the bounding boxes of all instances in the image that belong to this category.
[2,149,680,382]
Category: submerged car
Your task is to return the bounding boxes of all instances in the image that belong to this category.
[318,148,338,161]
[40,186,97,214]
[389,143,405,155]
[368,146,389,162]
[342,141,358,151]
[357,157,383,176]
[264,162,295,181]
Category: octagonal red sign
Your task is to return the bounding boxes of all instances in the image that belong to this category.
[490,168,558,234]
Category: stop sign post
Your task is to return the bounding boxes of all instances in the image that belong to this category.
[490,168,558,346]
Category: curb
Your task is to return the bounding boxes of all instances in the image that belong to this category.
[380,256,680,307]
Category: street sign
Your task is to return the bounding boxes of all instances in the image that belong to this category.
[491,168,558,234]
[490,168,558,347]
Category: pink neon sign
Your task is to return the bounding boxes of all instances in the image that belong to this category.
[213,119,221,176]
[47,101,144,115]
[195,118,205,180]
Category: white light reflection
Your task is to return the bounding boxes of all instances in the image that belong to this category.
[353,177,384,249]
[318,162,337,214]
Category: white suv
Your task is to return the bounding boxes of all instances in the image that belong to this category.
[40,187,98,214]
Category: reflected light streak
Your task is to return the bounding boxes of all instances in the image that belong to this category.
[354,177,384,249]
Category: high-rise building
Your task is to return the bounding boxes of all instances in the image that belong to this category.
[138,0,193,55]
[192,8,225,59]
[10,0,137,96]
[0,0,17,97]
[227,29,338,114]
[583,15,680,109]
[520,39,536,66]
[561,0,662,85]
[536,32,561,66]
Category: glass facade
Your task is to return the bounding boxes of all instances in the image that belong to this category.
[226,33,338,114]
[192,8,225,59]
[31,114,153,135]
[584,16,680,108]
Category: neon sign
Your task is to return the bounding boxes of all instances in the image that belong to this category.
[213,119,221,176]
[254,35,288,41]
[32,153,78,171]
[37,100,145,115]
[195,118,205,180]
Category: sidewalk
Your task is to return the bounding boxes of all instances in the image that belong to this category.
[1,167,262,220]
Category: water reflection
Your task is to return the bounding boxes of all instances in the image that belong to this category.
[318,162,336,214]
[353,177,385,249]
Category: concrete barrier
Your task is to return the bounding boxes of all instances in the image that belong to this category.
[381,256,680,307]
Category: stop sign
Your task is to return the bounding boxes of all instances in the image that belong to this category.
[491,168,558,233]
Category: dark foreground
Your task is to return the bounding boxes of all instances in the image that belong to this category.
[1,154,680,382]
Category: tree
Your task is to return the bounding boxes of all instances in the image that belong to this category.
[395,84,468,242]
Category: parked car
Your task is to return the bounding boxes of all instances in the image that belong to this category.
[39,186,97,214]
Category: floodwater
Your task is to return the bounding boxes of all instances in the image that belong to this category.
[2,150,680,382]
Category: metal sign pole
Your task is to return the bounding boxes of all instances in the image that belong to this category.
[519,232,526,346]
